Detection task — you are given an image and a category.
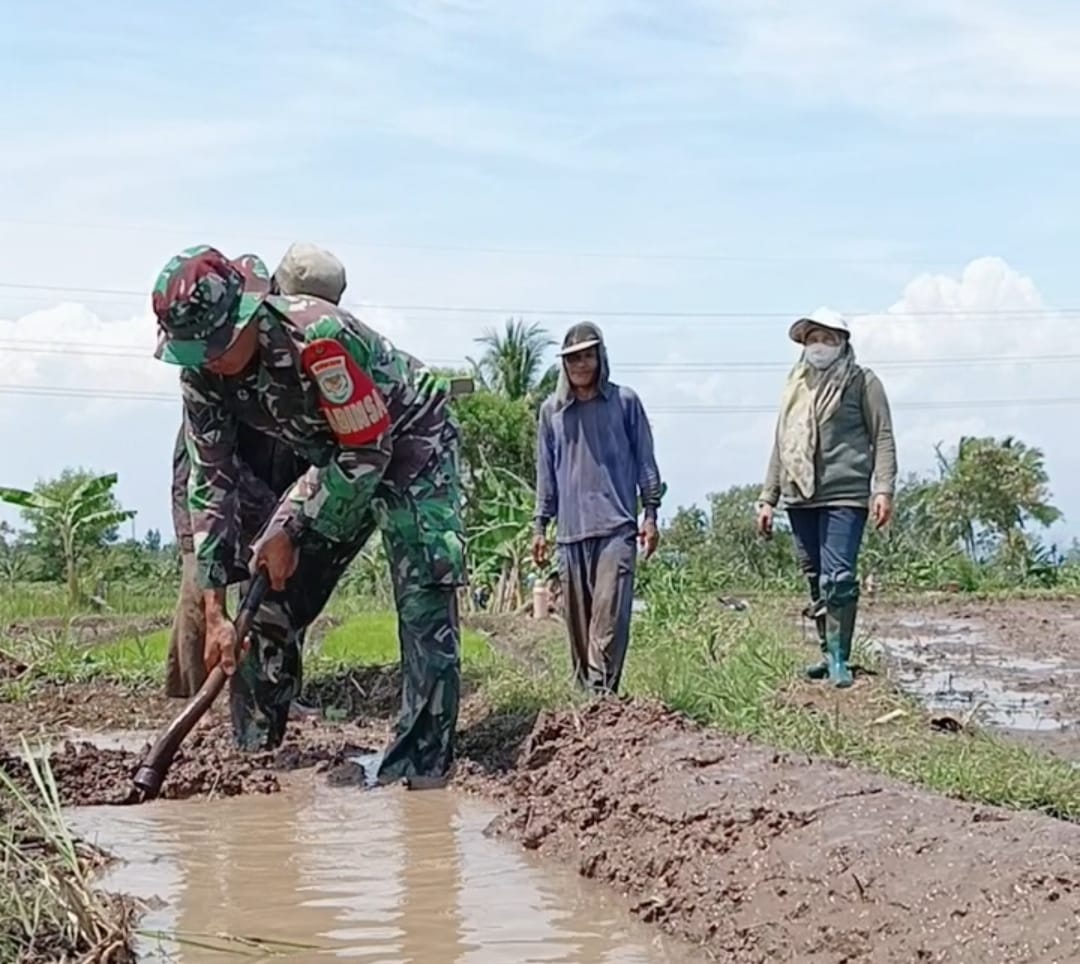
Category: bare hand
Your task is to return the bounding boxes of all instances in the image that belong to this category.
[204,618,246,676]
[872,494,893,529]
[532,533,549,568]
[756,503,774,538]
[252,527,299,591]
[639,519,659,559]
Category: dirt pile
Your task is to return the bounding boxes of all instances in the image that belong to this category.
[0,717,379,807]
[0,680,179,738]
[486,698,1080,963]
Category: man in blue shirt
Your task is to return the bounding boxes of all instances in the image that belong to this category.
[532,322,664,694]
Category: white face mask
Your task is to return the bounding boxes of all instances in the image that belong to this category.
[804,342,842,370]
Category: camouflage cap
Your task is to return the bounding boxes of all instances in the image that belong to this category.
[557,321,604,357]
[273,242,347,304]
[152,245,270,368]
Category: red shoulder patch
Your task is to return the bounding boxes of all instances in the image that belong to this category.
[300,338,391,446]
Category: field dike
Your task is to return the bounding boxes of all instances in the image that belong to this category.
[4,605,1080,961]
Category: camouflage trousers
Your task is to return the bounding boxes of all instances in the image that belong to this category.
[230,440,467,784]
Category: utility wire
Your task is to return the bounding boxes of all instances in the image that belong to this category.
[1,382,1079,414]
[0,280,1070,322]
[0,339,1076,374]
[0,217,960,266]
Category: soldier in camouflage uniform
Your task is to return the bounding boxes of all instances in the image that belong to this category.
[166,245,351,698]
[154,244,466,784]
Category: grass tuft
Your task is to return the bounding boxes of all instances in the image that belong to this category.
[0,740,136,963]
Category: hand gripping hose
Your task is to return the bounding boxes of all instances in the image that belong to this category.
[128,571,269,802]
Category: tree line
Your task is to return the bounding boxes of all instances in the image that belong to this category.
[0,320,1072,606]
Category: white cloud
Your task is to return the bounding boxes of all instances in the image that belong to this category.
[3,255,1080,544]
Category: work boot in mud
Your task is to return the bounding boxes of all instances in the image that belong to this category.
[822,578,858,689]
[802,575,830,681]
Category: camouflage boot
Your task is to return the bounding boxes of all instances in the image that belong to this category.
[822,578,858,689]
[802,575,829,680]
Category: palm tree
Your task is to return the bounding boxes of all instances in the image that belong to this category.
[466,318,558,403]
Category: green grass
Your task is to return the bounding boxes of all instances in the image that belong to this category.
[313,612,571,714]
[315,613,493,667]
[621,597,1080,821]
[4,611,561,712]
[0,581,174,622]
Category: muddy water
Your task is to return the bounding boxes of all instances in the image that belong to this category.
[69,774,697,963]
[861,605,1080,754]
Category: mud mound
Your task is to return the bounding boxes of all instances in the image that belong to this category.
[465,613,563,671]
[487,698,1080,963]
[300,665,402,720]
[0,718,379,807]
[0,680,178,739]
[457,706,539,778]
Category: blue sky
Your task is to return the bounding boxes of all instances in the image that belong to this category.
[3,0,1080,547]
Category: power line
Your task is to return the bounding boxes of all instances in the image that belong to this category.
[0,280,1071,323]
[0,339,1077,374]
[0,217,958,266]
[1,382,1079,414]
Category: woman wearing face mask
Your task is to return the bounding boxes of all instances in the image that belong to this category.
[755,307,897,688]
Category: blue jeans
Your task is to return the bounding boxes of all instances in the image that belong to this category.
[787,507,868,585]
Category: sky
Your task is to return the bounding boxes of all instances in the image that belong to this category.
[3,0,1080,547]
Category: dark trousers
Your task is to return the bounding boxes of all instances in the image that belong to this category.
[787,507,868,586]
[557,524,638,694]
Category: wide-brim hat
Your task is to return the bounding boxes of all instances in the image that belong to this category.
[153,247,270,368]
[788,306,851,344]
[557,321,604,357]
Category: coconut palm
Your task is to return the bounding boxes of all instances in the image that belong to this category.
[466,318,558,403]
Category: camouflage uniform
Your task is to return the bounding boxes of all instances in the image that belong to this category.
[167,411,309,697]
[153,246,467,783]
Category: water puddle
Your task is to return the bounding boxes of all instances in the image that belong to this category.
[867,616,1077,733]
[68,774,698,963]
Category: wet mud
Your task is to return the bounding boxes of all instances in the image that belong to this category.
[862,596,1080,756]
[486,698,1080,963]
[0,715,381,807]
[0,679,179,739]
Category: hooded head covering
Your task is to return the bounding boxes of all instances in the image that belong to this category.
[774,307,859,500]
[554,321,611,409]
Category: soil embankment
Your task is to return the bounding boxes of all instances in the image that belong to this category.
[5,606,1080,961]
[484,698,1080,962]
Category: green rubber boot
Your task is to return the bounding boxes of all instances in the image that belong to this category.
[802,575,829,680]
[823,578,859,689]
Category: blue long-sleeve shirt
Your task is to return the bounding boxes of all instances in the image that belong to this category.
[534,382,663,544]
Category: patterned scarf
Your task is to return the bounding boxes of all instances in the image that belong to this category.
[775,344,859,501]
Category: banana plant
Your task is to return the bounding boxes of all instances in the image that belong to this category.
[463,452,536,613]
[0,473,135,605]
